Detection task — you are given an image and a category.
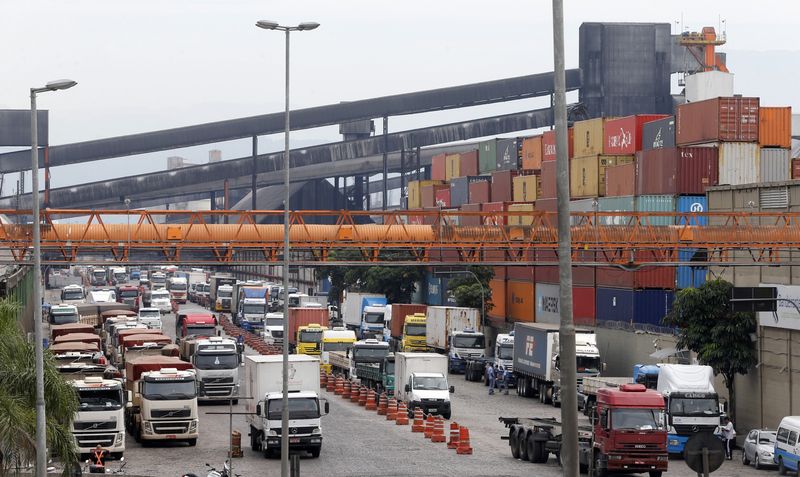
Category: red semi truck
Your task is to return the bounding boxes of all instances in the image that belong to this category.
[501,383,668,477]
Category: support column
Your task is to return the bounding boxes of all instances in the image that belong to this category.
[333,176,340,210]
[223,179,230,224]
[251,135,258,210]
[416,146,421,181]
[353,176,363,211]
[400,148,406,208]
[365,175,371,210]
[210,190,217,224]
[44,147,50,208]
[382,116,389,211]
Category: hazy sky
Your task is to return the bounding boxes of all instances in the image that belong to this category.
[1,0,799,195]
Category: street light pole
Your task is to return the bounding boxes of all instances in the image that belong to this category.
[255,21,319,477]
[30,78,77,477]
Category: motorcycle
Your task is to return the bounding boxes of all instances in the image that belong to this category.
[84,456,126,474]
[204,461,240,477]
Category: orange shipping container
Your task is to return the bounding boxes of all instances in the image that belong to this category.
[759,106,792,148]
[521,136,544,170]
[288,307,330,345]
[488,279,506,324]
[507,280,535,323]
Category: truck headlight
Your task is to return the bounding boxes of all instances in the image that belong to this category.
[761,450,773,458]
[668,439,679,446]
[144,422,152,433]
[189,420,198,433]
[311,427,321,435]
[115,432,124,445]
[267,429,278,437]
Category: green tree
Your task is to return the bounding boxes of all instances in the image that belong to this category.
[0,299,79,476]
[662,279,757,423]
[445,266,494,318]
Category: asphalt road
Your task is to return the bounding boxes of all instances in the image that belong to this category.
[50,287,774,476]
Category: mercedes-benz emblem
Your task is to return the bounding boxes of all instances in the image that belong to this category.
[691,425,699,433]
[290,428,297,434]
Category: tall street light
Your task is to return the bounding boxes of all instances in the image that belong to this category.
[31,78,77,477]
[255,19,319,477]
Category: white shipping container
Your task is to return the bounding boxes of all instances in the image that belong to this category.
[534,283,561,325]
[244,355,320,429]
[718,142,760,186]
[684,71,734,103]
[792,114,800,137]
[425,306,480,351]
[760,148,790,183]
[569,198,596,226]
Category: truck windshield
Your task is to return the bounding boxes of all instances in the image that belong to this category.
[288,297,300,307]
[194,353,238,370]
[152,292,169,300]
[170,283,187,291]
[51,312,79,324]
[497,345,514,360]
[141,379,196,400]
[405,324,426,336]
[611,409,665,431]
[62,290,83,301]
[576,356,601,374]
[93,272,106,279]
[119,290,139,298]
[140,310,160,319]
[265,317,283,327]
[669,397,719,415]
[414,376,447,391]
[186,325,216,337]
[385,361,395,374]
[77,387,124,411]
[218,290,232,298]
[267,397,319,420]
[364,312,384,324]
[299,330,323,343]
[353,347,389,360]
[452,335,485,349]
[243,304,266,314]
[322,342,352,352]
[115,273,126,280]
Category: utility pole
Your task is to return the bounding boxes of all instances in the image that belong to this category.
[552,1,579,475]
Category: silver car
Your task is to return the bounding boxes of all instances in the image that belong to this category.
[742,429,777,470]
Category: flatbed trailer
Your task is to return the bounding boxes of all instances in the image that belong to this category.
[499,416,593,468]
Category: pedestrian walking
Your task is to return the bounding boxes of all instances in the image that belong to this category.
[497,366,509,395]
[720,416,736,460]
[487,363,496,395]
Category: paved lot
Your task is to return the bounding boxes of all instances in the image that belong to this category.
[49,288,775,476]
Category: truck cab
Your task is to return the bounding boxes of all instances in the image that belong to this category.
[150,272,167,290]
[178,314,218,340]
[296,323,327,355]
[116,285,141,312]
[60,284,86,305]
[236,286,268,331]
[215,285,233,312]
[588,383,668,476]
[448,328,486,374]
[150,289,172,313]
[261,312,285,346]
[111,267,128,286]
[395,352,453,420]
[401,313,428,352]
[320,327,357,374]
[167,277,188,304]
[137,307,162,330]
[360,303,388,341]
[49,304,80,325]
[633,364,660,390]
[72,376,126,459]
[191,337,240,401]
[91,268,108,286]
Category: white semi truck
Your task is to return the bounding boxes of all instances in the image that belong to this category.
[394,352,454,419]
[190,337,240,402]
[245,355,328,458]
[425,306,485,374]
[71,376,126,459]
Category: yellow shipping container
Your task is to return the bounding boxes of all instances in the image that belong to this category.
[445,154,461,180]
[408,181,421,209]
[570,155,634,198]
[507,203,535,226]
[512,175,537,202]
[573,117,606,157]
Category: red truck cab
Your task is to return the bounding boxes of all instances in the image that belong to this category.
[177,313,218,340]
[593,383,668,476]
[116,285,141,312]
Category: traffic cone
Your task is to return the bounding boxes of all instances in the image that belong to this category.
[431,417,446,443]
[395,402,409,425]
[424,414,435,439]
[334,376,343,395]
[386,398,398,421]
[447,421,460,449]
[350,383,360,403]
[456,427,473,455]
[365,390,377,411]
[326,374,335,393]
[377,393,388,415]
[320,372,327,388]
[411,408,425,433]
[358,387,368,406]
[342,380,351,399]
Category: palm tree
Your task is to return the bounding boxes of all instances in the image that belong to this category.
[0,299,79,476]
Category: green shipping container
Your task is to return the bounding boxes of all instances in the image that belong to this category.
[479,139,498,173]
[597,196,635,226]
[636,195,676,226]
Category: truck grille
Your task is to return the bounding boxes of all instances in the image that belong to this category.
[153,422,190,434]
[74,421,117,431]
[621,443,662,451]
[75,433,116,447]
[674,424,717,435]
[202,376,234,384]
[460,352,483,359]
[272,331,284,338]
[151,409,191,419]
[420,398,445,404]
[272,426,316,436]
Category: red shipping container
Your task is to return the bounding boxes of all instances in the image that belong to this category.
[460,203,481,226]
[596,250,675,289]
[637,147,719,195]
[491,170,517,203]
[407,209,424,225]
[468,180,491,204]
[481,202,506,226]
[389,304,428,339]
[431,153,447,181]
[507,266,534,282]
[792,159,800,179]
[543,128,575,161]
[573,286,596,326]
[493,266,507,280]
[603,115,669,155]
[459,150,479,177]
[605,162,636,197]
[421,184,448,208]
[540,161,557,199]
[288,307,330,345]
[535,249,595,286]
[434,187,450,207]
[534,197,557,212]
[675,96,760,145]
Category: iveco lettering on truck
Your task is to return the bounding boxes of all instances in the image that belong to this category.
[425,306,484,373]
[656,364,721,454]
[341,292,388,340]
[245,355,328,458]
[71,376,126,459]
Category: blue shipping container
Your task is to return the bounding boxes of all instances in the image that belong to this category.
[425,273,457,306]
[676,249,707,289]
[676,196,707,226]
[596,287,674,326]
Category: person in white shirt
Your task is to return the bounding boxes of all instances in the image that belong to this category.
[720,416,736,459]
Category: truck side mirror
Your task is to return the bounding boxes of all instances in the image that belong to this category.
[256,404,262,417]
[600,410,608,429]
[324,402,330,414]
[449,386,455,394]
[127,390,132,402]
[404,384,411,393]
[602,362,607,371]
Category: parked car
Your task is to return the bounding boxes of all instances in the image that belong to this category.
[742,429,776,469]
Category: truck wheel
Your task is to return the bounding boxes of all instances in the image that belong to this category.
[442,411,451,420]
[527,436,539,463]
[310,447,321,458]
[538,384,546,404]
[250,426,261,451]
[518,431,530,462]
[509,427,521,459]
[594,453,607,477]
[534,440,548,464]
[779,458,787,475]
[134,424,142,443]
[187,438,197,447]
[648,472,662,477]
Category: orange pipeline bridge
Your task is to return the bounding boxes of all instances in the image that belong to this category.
[1,208,799,266]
